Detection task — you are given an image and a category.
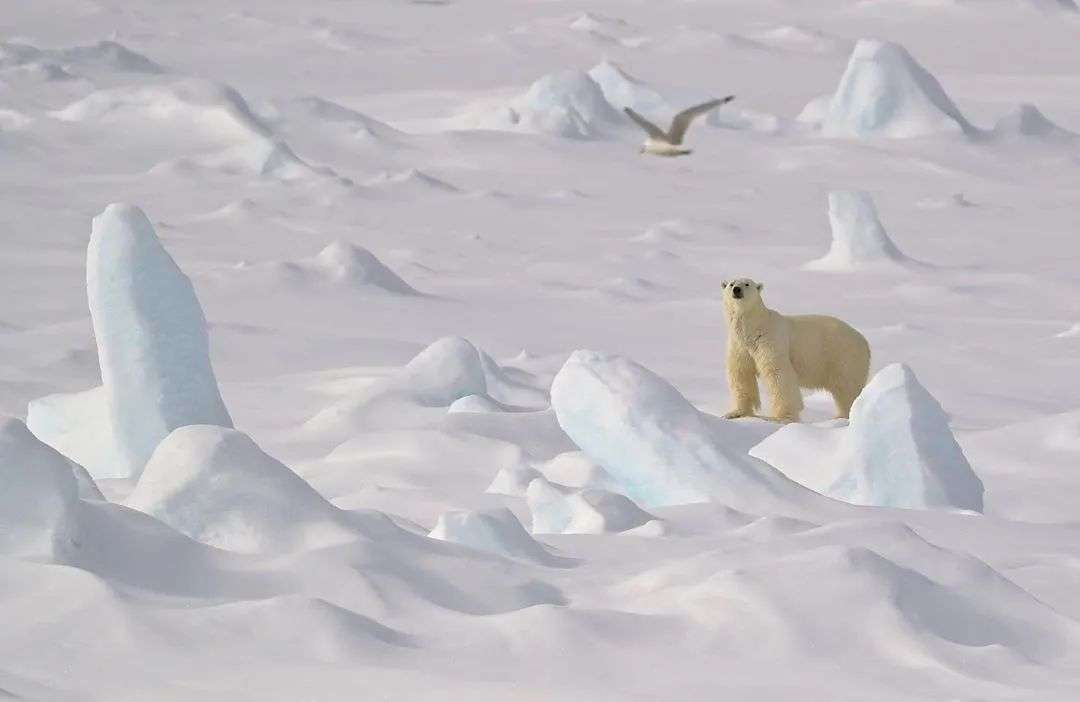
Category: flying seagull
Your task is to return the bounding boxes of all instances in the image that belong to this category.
[624,96,734,156]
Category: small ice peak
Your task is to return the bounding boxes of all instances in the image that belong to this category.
[804,190,915,272]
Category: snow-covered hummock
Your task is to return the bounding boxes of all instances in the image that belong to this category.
[88,204,232,478]
[485,459,543,496]
[526,477,656,534]
[991,104,1075,141]
[804,190,912,271]
[448,394,508,413]
[821,40,975,138]
[751,364,984,512]
[428,507,562,564]
[27,386,123,482]
[0,417,81,558]
[550,350,805,509]
[586,60,669,115]
[239,241,420,294]
[466,69,622,139]
[126,425,354,553]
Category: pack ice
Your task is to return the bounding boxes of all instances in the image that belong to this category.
[550,350,812,510]
[751,364,984,512]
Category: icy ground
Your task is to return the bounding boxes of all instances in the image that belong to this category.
[3,0,1080,699]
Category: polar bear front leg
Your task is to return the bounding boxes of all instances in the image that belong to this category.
[758,354,803,423]
[724,343,760,419]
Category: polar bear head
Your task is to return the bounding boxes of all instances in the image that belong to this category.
[721,278,764,312]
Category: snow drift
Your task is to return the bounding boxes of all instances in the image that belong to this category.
[526,477,656,534]
[550,350,809,510]
[428,507,564,564]
[126,425,355,553]
[751,364,984,512]
[820,40,975,138]
[804,190,914,271]
[236,241,420,294]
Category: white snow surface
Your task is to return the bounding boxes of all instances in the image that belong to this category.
[428,506,564,564]
[751,364,984,512]
[526,477,657,535]
[4,1,1080,699]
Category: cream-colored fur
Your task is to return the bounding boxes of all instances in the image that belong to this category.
[722,278,870,423]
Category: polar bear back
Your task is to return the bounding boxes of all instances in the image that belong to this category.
[785,314,870,391]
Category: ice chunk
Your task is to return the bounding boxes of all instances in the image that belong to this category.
[126,425,354,553]
[804,190,913,272]
[27,385,123,480]
[429,507,561,564]
[822,40,974,138]
[88,204,232,478]
[751,364,984,512]
[537,450,619,491]
[526,477,655,534]
[550,350,805,509]
[0,418,80,558]
[398,336,489,407]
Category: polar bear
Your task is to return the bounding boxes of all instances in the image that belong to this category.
[722,278,870,423]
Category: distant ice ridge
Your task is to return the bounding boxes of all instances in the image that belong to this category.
[991,104,1076,141]
[428,507,566,564]
[126,425,355,554]
[751,364,984,512]
[526,477,657,534]
[550,350,812,510]
[29,205,232,479]
[804,190,915,271]
[817,39,975,138]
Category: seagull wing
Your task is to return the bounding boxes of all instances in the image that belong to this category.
[623,107,667,140]
[667,95,734,144]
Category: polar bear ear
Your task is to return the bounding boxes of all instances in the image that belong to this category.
[756,282,764,291]
[721,280,729,289]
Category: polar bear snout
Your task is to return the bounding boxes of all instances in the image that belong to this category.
[732,286,744,299]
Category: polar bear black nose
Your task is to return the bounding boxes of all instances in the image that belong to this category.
[732,286,743,298]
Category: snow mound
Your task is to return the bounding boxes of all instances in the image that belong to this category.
[53,79,271,139]
[281,96,404,141]
[88,204,232,478]
[743,24,851,56]
[463,70,622,139]
[0,418,83,558]
[586,60,669,115]
[751,364,984,512]
[196,139,311,179]
[526,477,656,534]
[485,459,543,496]
[429,507,563,564]
[537,450,619,490]
[0,40,164,75]
[707,106,782,134]
[804,190,914,272]
[126,425,354,553]
[821,40,974,138]
[795,94,833,127]
[304,337,547,440]
[568,13,638,45]
[550,350,806,509]
[238,241,420,294]
[991,103,1076,140]
[448,394,509,413]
